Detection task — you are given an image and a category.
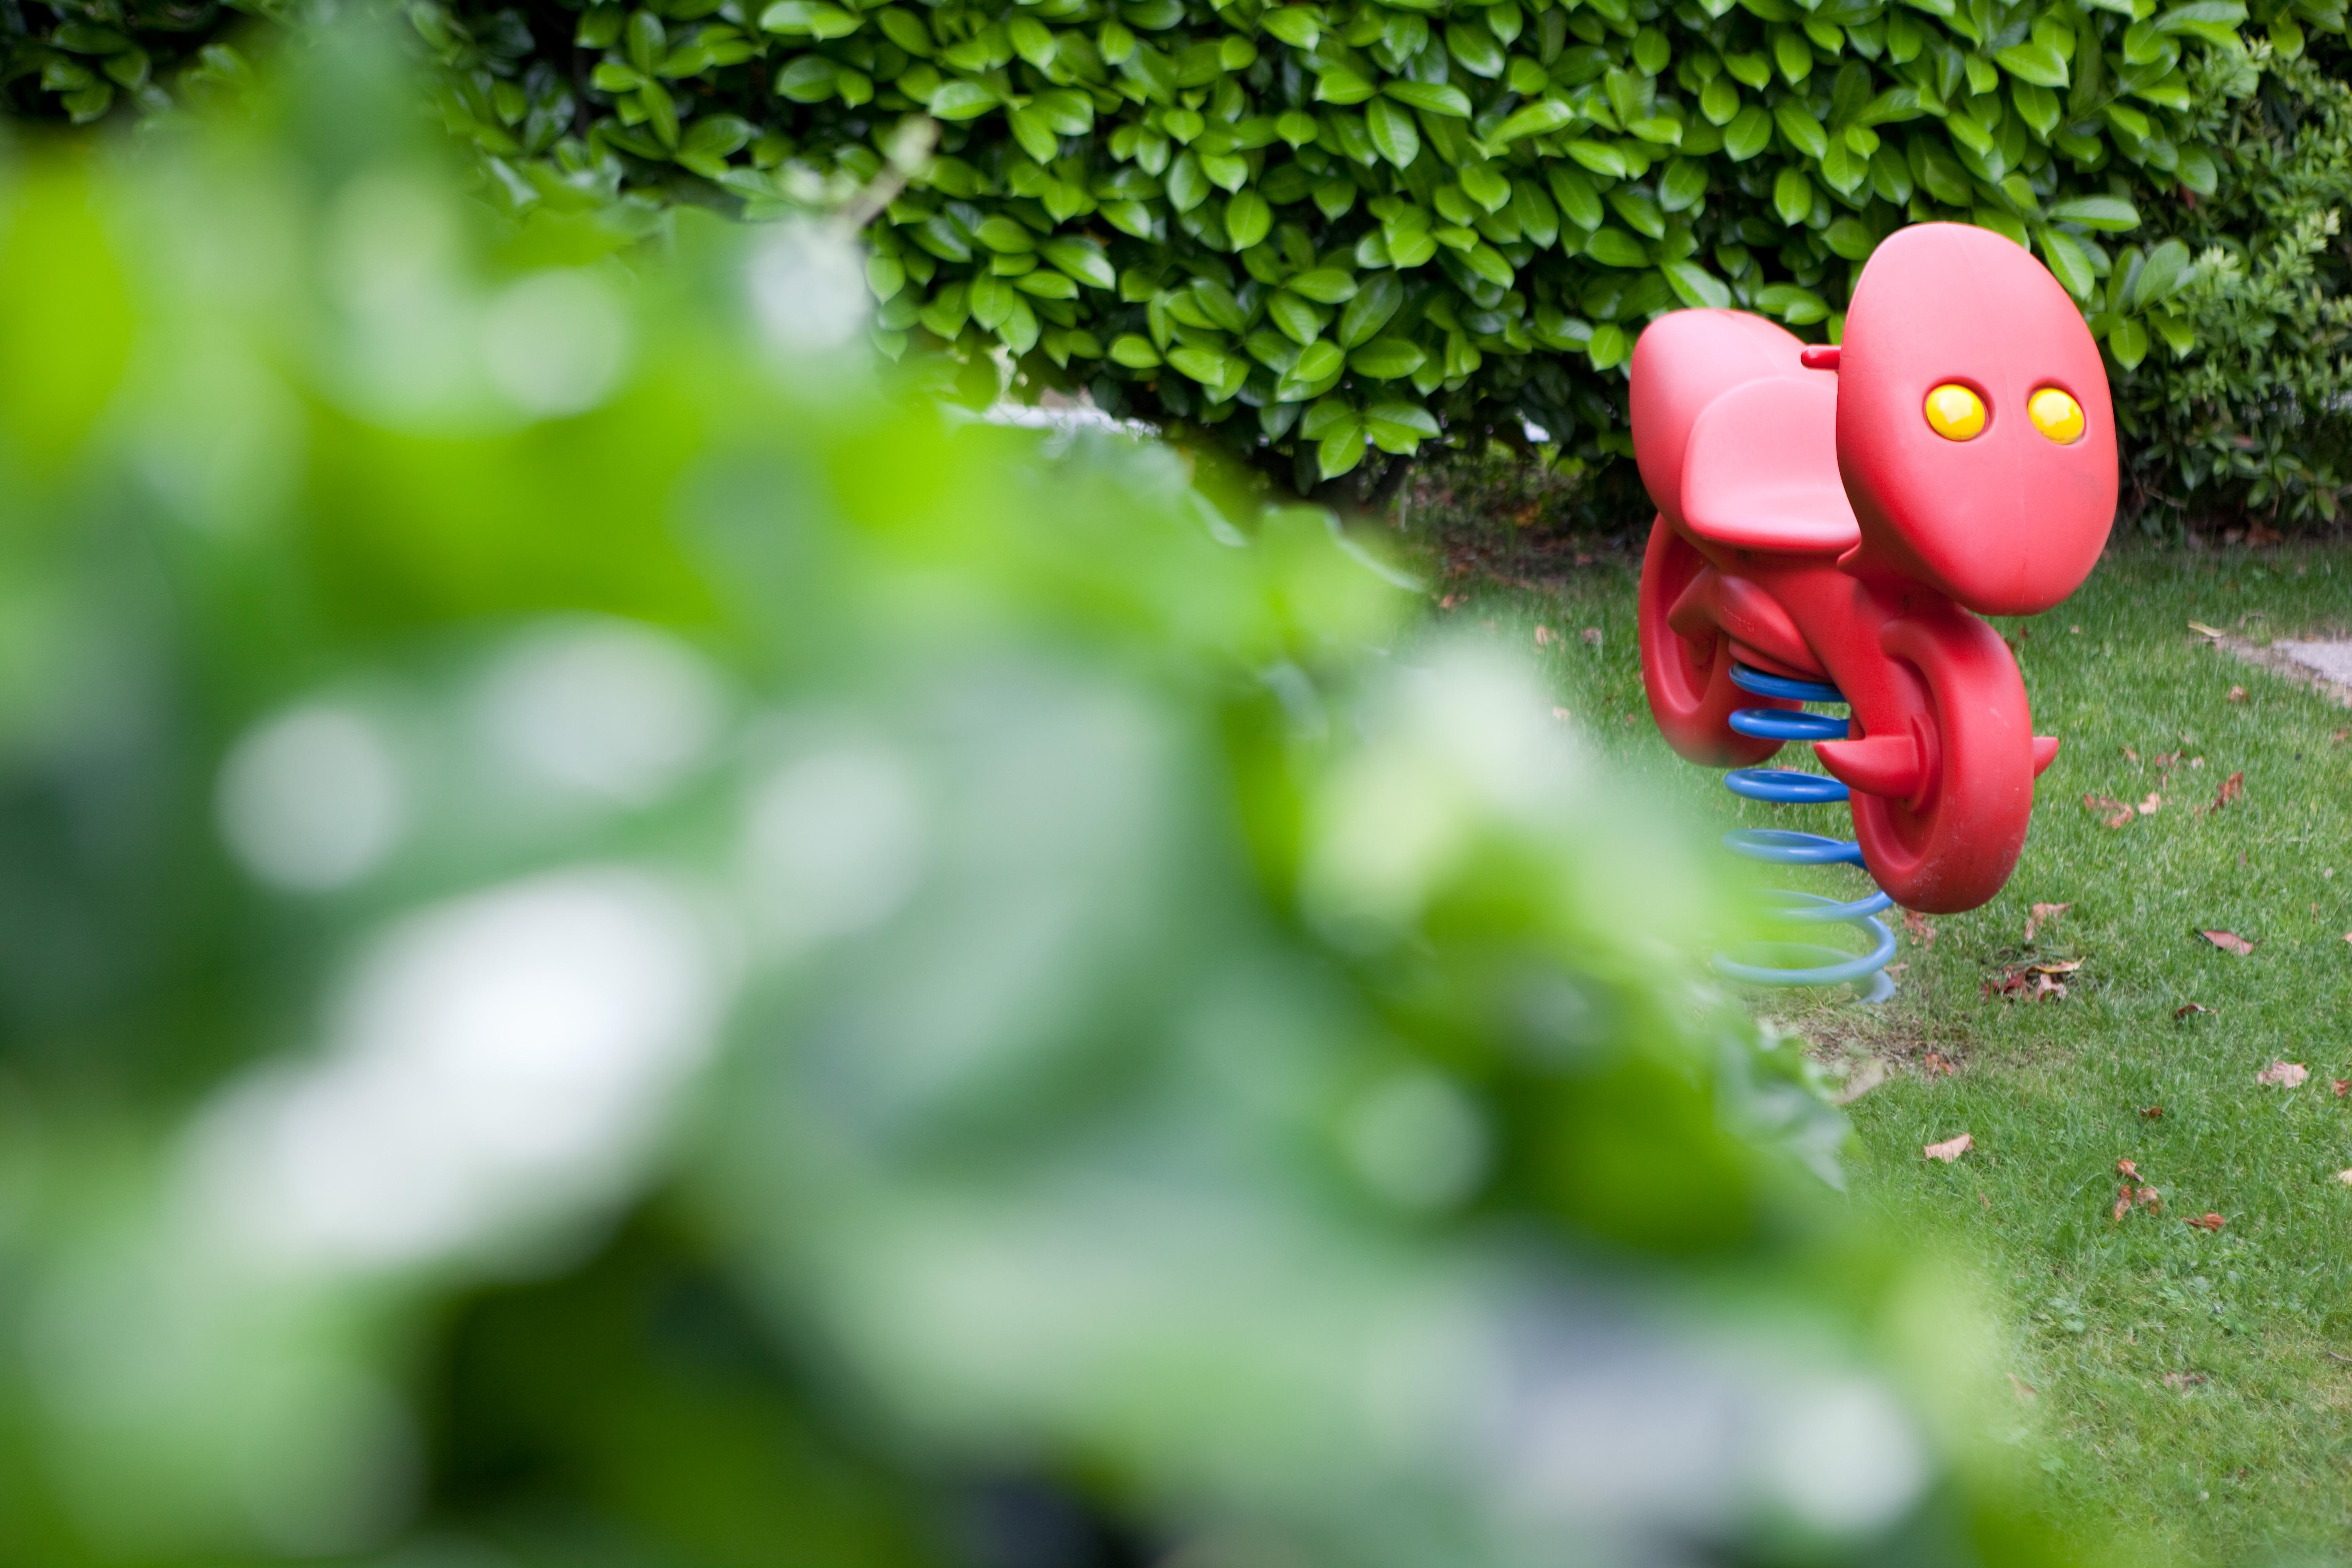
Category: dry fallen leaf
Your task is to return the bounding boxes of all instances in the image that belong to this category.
[1986,959,2079,1001]
[2257,1060,2309,1088]
[2138,792,2164,815]
[2338,1169,2352,1186]
[2335,1080,2349,1099]
[2006,1372,2038,1401]
[2175,1002,2214,1019]
[1551,707,1572,721]
[2083,792,2136,829]
[2122,745,2141,762]
[2201,929,2255,956]
[1580,627,1603,647]
[2228,685,2248,702]
[1437,594,1464,610]
[2186,1212,2226,1232]
[1903,910,1937,946]
[1533,625,1555,647]
[1924,1132,1973,1163]
[2189,621,2226,640]
[2210,770,2245,812]
[1922,1051,1955,1077]
[2142,1105,2165,1119]
[2112,1160,2164,1220]
[2024,901,2071,941]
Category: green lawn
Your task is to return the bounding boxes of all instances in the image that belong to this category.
[1437,530,2352,1566]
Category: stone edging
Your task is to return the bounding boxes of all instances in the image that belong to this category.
[2202,629,2352,710]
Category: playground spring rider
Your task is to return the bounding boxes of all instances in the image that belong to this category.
[1632,223,2117,992]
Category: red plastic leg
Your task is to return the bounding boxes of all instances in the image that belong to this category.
[1636,516,1785,767]
[1847,612,2035,913]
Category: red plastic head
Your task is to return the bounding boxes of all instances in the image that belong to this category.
[1834,223,2116,616]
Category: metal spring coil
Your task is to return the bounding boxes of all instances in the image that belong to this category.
[1715,663,1898,1003]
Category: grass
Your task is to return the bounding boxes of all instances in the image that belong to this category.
[1411,517,2352,1566]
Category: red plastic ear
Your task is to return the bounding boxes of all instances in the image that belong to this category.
[1833,224,2116,616]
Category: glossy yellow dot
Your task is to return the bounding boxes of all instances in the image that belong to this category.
[2029,386,2085,444]
[1923,383,1987,441]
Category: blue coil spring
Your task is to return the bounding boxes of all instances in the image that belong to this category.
[1715,663,1898,1003]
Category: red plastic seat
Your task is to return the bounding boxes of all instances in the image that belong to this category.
[1627,308,1857,556]
[1678,377,1859,554]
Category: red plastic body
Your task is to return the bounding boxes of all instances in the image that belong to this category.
[1630,223,2115,913]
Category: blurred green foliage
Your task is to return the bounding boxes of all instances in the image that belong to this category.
[0,26,2110,1568]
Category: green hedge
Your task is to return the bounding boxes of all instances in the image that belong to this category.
[9,0,2346,517]
[0,0,267,122]
[397,0,2326,500]
[2117,40,2352,529]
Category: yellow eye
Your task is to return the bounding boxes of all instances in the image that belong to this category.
[2029,386,2085,444]
[1923,383,1986,441]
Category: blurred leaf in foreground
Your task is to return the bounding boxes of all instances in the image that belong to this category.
[0,26,2099,1568]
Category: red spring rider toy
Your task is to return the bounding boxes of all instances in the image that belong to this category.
[1632,224,2114,986]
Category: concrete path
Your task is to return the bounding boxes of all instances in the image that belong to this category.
[2272,640,2352,686]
